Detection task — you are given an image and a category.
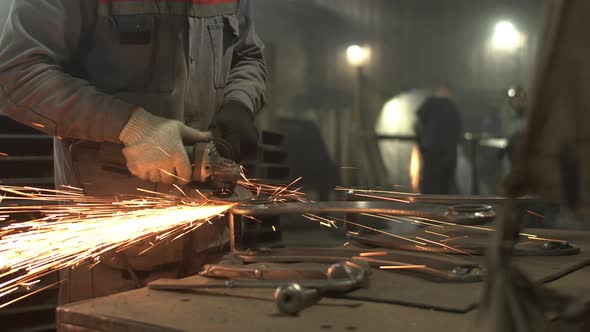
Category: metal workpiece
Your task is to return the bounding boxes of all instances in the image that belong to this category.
[199,264,328,281]
[233,248,485,282]
[344,189,539,205]
[231,201,453,220]
[148,261,368,293]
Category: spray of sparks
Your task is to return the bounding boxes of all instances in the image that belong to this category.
[310,188,567,259]
[0,170,309,308]
[0,173,565,308]
[0,185,235,308]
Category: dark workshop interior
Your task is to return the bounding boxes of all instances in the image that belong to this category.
[1,0,590,331]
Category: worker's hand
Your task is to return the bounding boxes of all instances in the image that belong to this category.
[119,108,211,185]
[210,102,259,162]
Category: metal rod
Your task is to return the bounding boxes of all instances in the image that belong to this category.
[231,201,449,220]
[229,212,235,252]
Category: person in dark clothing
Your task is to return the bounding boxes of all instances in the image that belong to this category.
[415,85,463,194]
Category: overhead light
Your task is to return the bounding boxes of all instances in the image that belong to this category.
[346,45,371,67]
[491,21,525,51]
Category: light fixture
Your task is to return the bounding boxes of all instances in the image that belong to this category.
[491,21,524,51]
[346,45,371,67]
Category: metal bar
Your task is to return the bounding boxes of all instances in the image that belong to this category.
[229,212,236,252]
[231,201,450,221]
[345,191,538,205]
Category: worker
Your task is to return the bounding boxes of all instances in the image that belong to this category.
[0,0,266,304]
[415,84,462,194]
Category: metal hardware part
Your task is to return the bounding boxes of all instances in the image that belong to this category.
[274,284,321,316]
[199,264,328,281]
[445,204,496,225]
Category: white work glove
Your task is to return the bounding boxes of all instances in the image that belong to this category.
[119,108,211,185]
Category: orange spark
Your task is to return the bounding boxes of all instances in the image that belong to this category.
[527,210,545,218]
[415,236,472,256]
[359,252,388,257]
[353,193,410,204]
[31,123,45,128]
[424,230,450,238]
[380,265,426,270]
[410,144,421,193]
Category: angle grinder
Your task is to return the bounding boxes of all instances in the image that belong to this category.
[100,140,250,201]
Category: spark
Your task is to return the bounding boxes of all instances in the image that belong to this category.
[0,152,7,157]
[335,187,419,196]
[237,174,308,203]
[440,236,469,243]
[352,193,410,204]
[272,225,277,232]
[359,251,388,257]
[526,236,567,243]
[424,230,450,238]
[380,265,426,270]
[527,210,545,218]
[409,144,421,193]
[155,145,171,158]
[31,123,45,128]
[0,281,62,310]
[415,236,472,256]
[0,185,235,307]
[159,169,189,184]
[415,245,453,258]
[242,215,263,224]
[327,216,427,246]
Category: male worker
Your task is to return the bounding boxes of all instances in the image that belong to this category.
[415,84,462,194]
[0,0,266,304]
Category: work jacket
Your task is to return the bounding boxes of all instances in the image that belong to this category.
[0,0,266,270]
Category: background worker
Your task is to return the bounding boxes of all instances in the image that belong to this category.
[415,84,463,194]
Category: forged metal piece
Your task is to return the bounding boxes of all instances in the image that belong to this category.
[148,261,367,293]
[199,264,328,281]
[233,248,485,282]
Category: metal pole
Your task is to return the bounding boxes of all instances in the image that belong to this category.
[346,66,363,187]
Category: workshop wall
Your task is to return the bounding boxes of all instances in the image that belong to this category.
[254,0,546,190]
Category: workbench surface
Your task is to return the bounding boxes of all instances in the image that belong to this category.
[57,229,590,332]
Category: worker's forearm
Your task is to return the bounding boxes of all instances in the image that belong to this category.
[224,51,267,114]
[223,0,267,114]
[0,61,134,143]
